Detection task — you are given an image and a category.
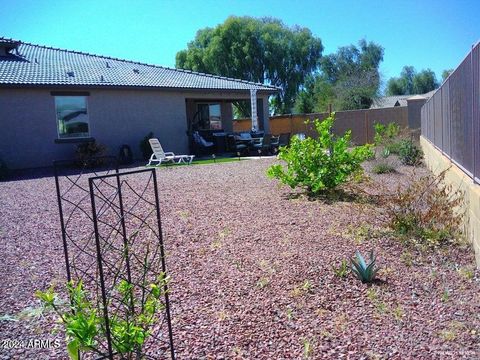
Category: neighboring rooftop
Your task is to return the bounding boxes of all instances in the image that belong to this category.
[370,90,435,109]
[0,37,278,92]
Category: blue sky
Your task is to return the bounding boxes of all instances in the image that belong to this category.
[1,0,479,89]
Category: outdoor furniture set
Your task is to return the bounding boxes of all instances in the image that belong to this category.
[193,130,292,156]
[147,132,293,167]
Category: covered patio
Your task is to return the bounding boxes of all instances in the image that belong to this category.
[185,89,276,156]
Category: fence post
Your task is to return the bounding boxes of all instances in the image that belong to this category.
[472,44,476,181]
[449,78,453,162]
[364,111,368,144]
[440,87,443,152]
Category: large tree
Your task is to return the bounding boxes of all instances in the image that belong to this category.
[294,39,384,112]
[441,68,454,83]
[386,66,439,96]
[176,16,323,114]
[294,75,334,113]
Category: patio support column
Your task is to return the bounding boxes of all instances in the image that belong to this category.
[250,89,258,131]
[262,95,270,133]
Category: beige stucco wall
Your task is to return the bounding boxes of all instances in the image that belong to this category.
[0,88,189,168]
[421,136,480,267]
[0,88,272,169]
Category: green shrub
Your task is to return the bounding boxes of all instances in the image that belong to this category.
[398,139,422,165]
[267,113,373,194]
[372,162,395,174]
[36,275,169,359]
[140,132,154,160]
[382,170,464,247]
[373,122,404,160]
[374,122,400,145]
[385,141,402,155]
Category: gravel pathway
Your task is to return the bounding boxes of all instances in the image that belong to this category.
[0,159,479,359]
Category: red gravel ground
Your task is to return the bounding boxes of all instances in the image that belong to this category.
[0,159,479,359]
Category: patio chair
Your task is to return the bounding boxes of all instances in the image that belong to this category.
[271,135,280,147]
[193,131,215,155]
[147,138,194,166]
[270,135,280,154]
[227,134,249,155]
[237,132,253,141]
[278,133,291,147]
[251,130,265,139]
[250,134,273,155]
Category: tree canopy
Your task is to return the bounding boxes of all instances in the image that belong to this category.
[176,16,323,114]
[386,66,439,96]
[294,39,384,113]
[441,68,454,82]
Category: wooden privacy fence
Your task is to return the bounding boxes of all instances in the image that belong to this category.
[421,42,480,183]
[233,106,408,145]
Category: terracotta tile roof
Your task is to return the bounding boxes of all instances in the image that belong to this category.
[0,37,279,92]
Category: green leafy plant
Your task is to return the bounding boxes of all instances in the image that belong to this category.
[301,280,313,293]
[286,307,294,320]
[381,169,464,247]
[76,141,107,167]
[36,273,169,359]
[374,122,400,145]
[392,305,404,321]
[332,259,349,278]
[385,141,402,155]
[441,288,450,303]
[302,338,314,358]
[372,162,395,174]
[267,113,373,194]
[351,250,378,283]
[140,132,154,160]
[373,122,405,159]
[398,139,422,165]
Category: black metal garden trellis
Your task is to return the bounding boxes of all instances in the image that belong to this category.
[54,158,175,359]
[54,157,119,286]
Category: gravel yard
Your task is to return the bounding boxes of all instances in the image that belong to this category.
[0,158,479,359]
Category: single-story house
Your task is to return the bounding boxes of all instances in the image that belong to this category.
[370,90,435,109]
[0,37,278,169]
[370,91,436,128]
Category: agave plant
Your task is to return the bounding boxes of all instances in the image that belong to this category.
[351,250,378,283]
[381,148,390,158]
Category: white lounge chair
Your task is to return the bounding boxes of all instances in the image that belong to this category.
[146,138,194,166]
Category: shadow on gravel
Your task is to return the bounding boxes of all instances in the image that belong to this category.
[284,188,381,205]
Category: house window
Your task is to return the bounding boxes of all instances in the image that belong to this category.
[197,103,222,130]
[55,96,90,139]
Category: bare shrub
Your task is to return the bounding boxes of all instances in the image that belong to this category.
[379,169,464,247]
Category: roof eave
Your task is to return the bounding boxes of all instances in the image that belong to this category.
[0,83,279,94]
